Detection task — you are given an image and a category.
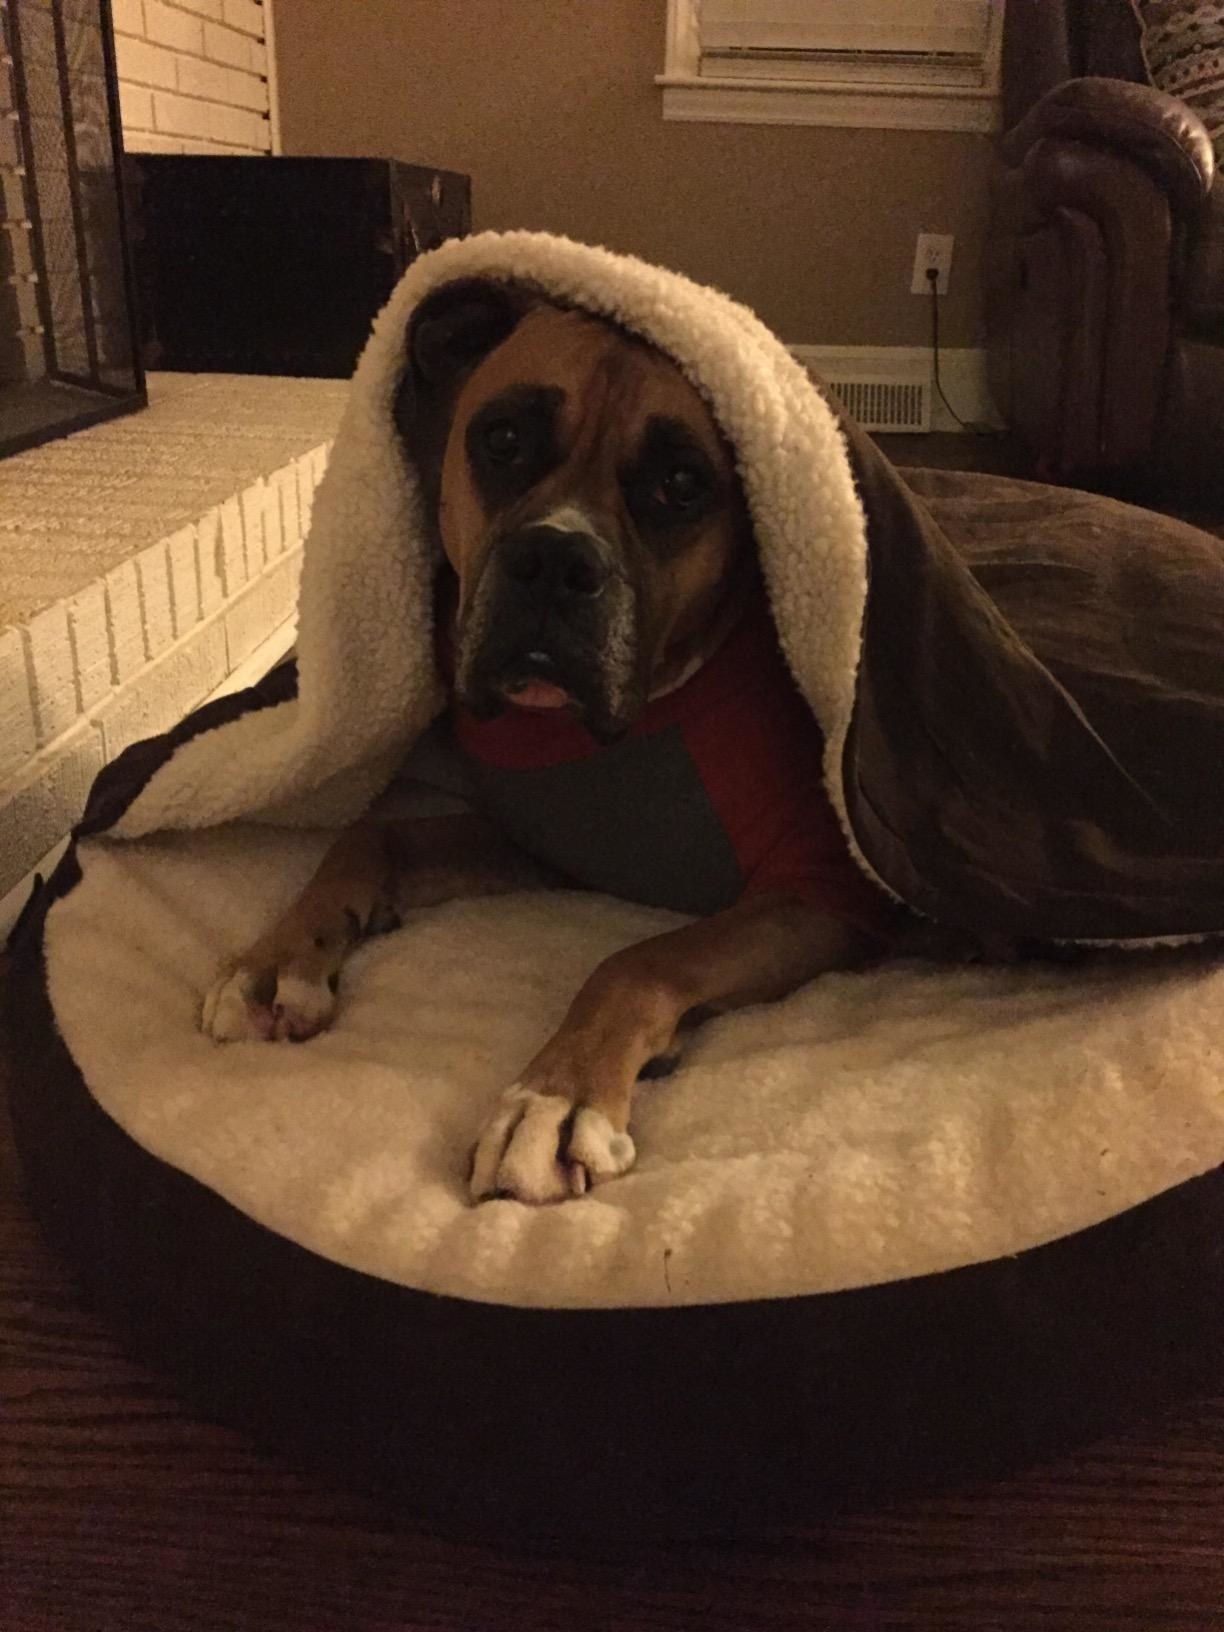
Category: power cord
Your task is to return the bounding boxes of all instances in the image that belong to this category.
[926,267,993,434]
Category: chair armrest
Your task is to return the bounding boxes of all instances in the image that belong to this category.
[1000,77,1214,215]
[1005,136,1181,470]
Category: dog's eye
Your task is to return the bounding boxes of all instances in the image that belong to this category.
[481,421,521,464]
[658,464,706,510]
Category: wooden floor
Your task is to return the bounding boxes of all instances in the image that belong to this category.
[5,433,1224,1630]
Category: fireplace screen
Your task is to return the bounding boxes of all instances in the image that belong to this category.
[1,0,144,459]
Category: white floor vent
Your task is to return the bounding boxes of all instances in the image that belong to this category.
[792,348,933,433]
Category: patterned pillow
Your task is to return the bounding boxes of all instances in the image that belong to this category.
[1131,1,1224,158]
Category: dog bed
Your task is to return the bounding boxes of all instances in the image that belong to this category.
[6,232,1224,1537]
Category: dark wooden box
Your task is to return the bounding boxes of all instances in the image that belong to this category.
[123,155,471,378]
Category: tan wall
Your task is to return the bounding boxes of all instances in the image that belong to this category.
[274,0,993,347]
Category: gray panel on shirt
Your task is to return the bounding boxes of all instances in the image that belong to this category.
[465,725,743,917]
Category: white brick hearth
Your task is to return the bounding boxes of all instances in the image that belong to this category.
[0,372,346,917]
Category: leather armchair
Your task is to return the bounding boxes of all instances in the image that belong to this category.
[985,0,1224,493]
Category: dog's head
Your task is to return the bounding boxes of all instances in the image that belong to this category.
[398,280,751,740]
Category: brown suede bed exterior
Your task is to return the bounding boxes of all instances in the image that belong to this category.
[841,435,1224,942]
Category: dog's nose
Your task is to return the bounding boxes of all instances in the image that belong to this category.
[499,528,609,603]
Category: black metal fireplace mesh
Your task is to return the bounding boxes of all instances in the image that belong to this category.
[1,0,144,459]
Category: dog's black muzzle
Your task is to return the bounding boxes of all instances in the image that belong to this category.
[457,524,638,741]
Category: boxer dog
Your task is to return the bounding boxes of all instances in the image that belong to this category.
[202,281,898,1205]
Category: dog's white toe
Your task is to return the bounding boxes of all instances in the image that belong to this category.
[468,1086,532,1199]
[566,1107,636,1189]
[495,1091,574,1204]
[469,1089,636,1204]
[201,967,267,1042]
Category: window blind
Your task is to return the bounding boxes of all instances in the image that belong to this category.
[696,1,994,84]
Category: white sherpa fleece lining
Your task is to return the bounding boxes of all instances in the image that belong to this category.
[108,231,879,888]
[45,830,1224,1310]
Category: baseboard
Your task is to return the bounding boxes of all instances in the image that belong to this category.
[790,344,1004,433]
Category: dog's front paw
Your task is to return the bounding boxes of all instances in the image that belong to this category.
[201,961,337,1044]
[468,1086,636,1204]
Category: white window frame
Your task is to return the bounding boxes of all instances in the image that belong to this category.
[657,1,1005,133]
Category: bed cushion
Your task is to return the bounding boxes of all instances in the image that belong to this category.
[7,820,1224,1536]
[34,827,1224,1312]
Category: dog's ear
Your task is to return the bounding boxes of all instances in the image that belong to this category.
[394,280,530,504]
[408,279,523,388]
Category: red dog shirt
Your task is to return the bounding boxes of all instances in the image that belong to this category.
[447,593,893,933]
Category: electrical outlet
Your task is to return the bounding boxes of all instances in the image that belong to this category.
[911,232,954,296]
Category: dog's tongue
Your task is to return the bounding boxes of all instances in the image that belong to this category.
[504,679,571,711]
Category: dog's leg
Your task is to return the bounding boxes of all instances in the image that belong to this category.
[470,896,882,1204]
[202,814,545,1042]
